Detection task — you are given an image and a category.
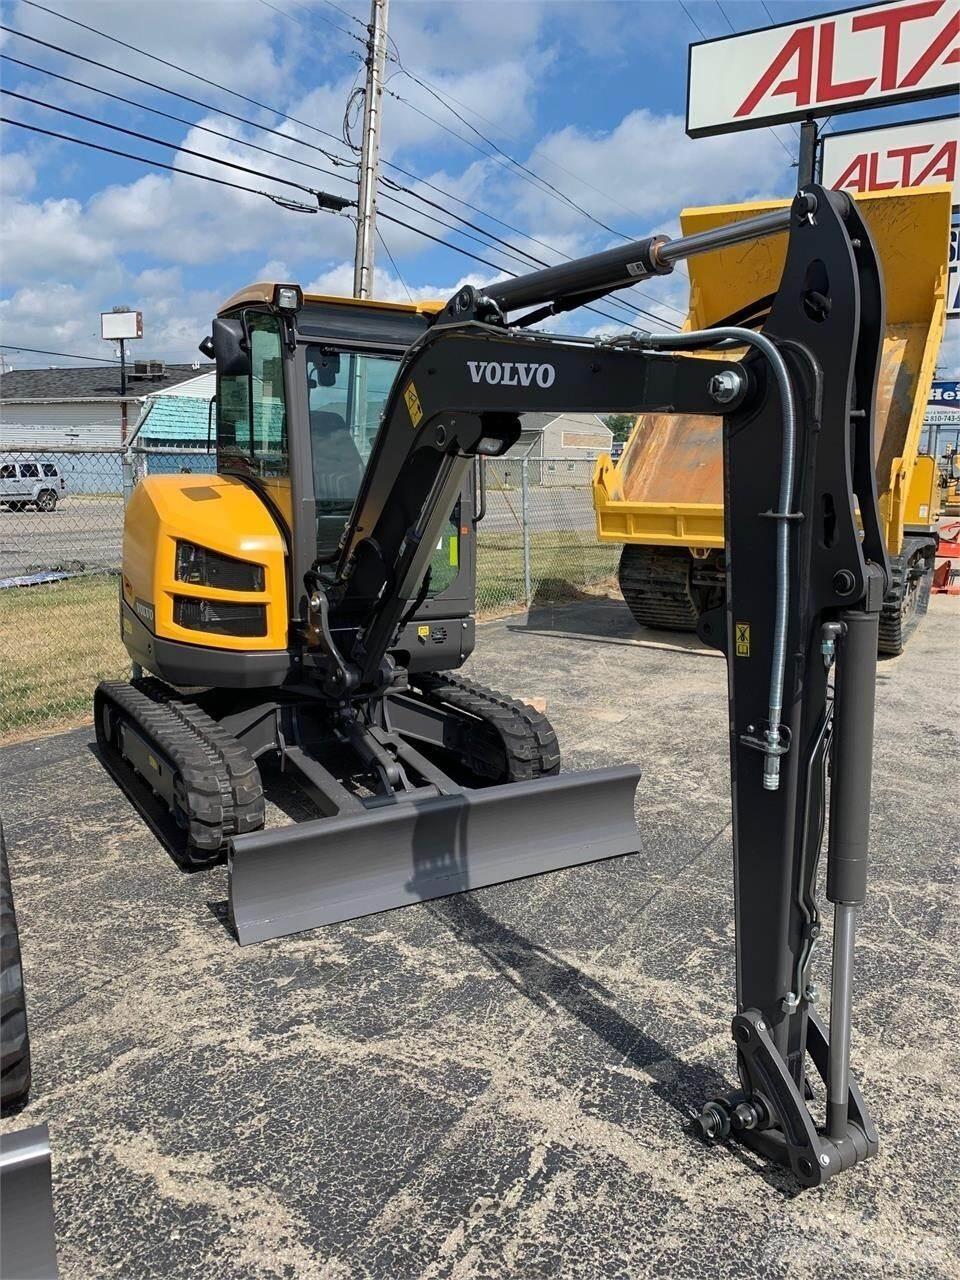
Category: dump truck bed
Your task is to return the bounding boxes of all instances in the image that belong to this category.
[595,187,952,557]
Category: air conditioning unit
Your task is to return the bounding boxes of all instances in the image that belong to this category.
[129,360,166,379]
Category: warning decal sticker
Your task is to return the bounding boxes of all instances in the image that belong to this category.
[404,381,423,427]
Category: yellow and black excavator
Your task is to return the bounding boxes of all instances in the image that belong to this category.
[99,185,891,1187]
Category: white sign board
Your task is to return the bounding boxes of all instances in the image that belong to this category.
[687,0,960,138]
[100,310,143,341]
[822,116,958,204]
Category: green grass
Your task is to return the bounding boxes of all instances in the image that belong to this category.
[477,532,619,613]
[0,574,126,740]
[0,535,619,739]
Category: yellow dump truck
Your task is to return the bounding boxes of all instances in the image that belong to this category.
[593,186,952,655]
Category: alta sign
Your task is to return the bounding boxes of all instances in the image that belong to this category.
[687,0,959,138]
[821,117,958,205]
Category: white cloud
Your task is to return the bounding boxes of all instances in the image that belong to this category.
[0,148,36,196]
[510,109,790,239]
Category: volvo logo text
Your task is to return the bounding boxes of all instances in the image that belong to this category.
[467,361,556,388]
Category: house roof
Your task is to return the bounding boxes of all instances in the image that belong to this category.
[0,362,214,403]
[521,412,610,434]
[138,394,212,445]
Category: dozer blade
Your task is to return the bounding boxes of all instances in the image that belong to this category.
[228,764,640,944]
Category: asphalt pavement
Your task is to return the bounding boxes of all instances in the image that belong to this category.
[1,594,957,1279]
[0,496,125,577]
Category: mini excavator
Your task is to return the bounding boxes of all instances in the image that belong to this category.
[98,185,888,1185]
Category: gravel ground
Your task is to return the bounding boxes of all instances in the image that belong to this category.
[1,594,957,1280]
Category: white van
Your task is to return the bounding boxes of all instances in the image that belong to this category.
[0,456,66,511]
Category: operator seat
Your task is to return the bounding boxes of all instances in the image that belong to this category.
[310,408,366,554]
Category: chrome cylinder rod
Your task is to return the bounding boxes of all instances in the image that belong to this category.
[486,192,842,315]
[827,902,857,1138]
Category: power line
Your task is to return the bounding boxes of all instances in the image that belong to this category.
[0,345,122,365]
[0,25,354,172]
[1,116,326,212]
[378,173,684,324]
[375,226,413,302]
[0,53,354,189]
[384,47,673,233]
[389,79,632,241]
[258,0,366,47]
[377,211,666,335]
[715,0,802,142]
[387,86,635,241]
[0,88,352,207]
[17,1,349,150]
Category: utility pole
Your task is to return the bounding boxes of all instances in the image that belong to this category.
[353,0,389,299]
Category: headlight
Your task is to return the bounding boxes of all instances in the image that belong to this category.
[175,541,264,592]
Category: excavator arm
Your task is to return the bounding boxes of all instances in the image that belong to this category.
[307,184,889,1185]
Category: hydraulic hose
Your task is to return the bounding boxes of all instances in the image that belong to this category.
[631,326,797,790]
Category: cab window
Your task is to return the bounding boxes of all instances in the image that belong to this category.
[217,313,288,479]
[306,346,461,593]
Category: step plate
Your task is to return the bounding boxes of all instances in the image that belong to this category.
[229,765,641,944]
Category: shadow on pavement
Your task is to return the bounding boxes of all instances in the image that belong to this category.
[507,594,719,656]
[428,893,804,1195]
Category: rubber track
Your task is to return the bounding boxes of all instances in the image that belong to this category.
[95,680,263,860]
[133,678,264,838]
[878,537,936,657]
[618,544,699,631]
[1,827,31,1113]
[413,672,560,783]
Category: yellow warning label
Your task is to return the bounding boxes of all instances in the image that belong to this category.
[735,622,751,657]
[404,380,423,427]
[417,625,430,638]
[449,536,459,568]
[147,753,160,773]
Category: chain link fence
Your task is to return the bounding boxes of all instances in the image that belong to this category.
[0,449,617,741]
[476,457,619,615]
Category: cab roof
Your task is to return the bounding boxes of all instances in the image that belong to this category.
[217,282,445,318]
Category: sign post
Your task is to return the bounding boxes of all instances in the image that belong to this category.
[101,309,143,442]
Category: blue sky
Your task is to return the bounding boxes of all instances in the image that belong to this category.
[0,0,956,370]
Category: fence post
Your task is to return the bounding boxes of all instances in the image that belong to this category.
[521,457,532,607]
[121,447,135,507]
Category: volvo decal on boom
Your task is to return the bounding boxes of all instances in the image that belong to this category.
[100,184,890,1186]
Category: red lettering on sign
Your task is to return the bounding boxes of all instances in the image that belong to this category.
[831,139,956,193]
[851,0,945,91]
[832,154,870,192]
[887,143,935,185]
[816,20,875,100]
[868,152,899,189]
[735,27,814,117]
[899,7,960,86]
[914,140,957,184]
